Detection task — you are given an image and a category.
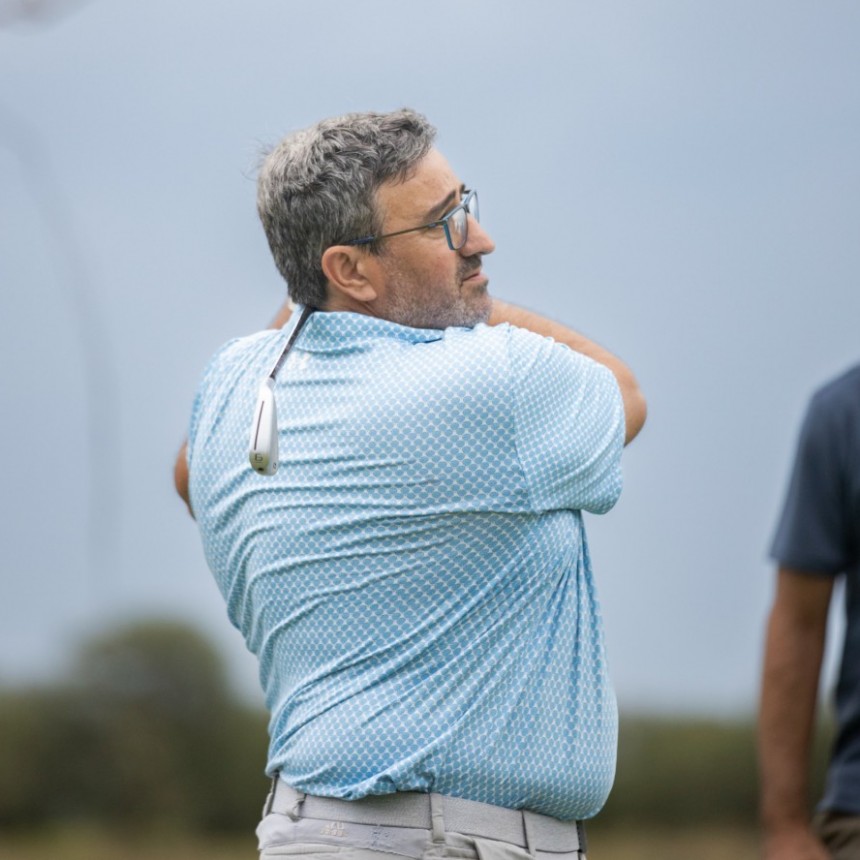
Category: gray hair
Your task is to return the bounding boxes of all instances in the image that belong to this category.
[257,108,437,307]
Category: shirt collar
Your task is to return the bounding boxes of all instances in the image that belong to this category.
[292,306,446,351]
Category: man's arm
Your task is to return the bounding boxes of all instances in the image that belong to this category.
[266,299,295,331]
[758,567,834,860]
[488,299,646,444]
[173,298,294,514]
[174,440,192,513]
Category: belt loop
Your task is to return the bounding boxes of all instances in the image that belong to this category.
[286,785,307,822]
[522,810,536,858]
[429,793,446,844]
[263,773,279,817]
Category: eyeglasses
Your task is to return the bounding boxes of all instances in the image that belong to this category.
[345,189,479,251]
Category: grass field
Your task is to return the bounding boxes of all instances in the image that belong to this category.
[589,824,759,859]
[1,825,760,860]
[1,827,255,860]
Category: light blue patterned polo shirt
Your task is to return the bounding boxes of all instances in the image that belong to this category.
[187,307,625,820]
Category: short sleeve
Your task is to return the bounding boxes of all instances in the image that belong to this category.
[186,337,244,472]
[770,390,852,574]
[508,326,625,514]
[186,376,207,471]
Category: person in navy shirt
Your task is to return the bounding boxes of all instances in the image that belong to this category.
[760,364,860,860]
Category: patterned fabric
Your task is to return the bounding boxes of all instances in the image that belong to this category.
[188,307,625,820]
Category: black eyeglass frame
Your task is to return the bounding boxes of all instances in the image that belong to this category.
[344,189,479,251]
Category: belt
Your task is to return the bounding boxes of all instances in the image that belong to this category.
[266,780,586,855]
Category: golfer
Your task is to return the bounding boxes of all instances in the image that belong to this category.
[176,108,646,860]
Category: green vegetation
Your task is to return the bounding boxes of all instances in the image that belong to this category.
[0,618,834,844]
[0,620,269,834]
[602,712,832,828]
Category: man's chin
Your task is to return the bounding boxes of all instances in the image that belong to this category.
[460,294,492,328]
[384,287,492,330]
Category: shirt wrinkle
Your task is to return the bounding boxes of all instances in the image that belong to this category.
[188,309,625,820]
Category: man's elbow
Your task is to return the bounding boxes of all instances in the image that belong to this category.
[173,442,194,517]
[623,388,647,445]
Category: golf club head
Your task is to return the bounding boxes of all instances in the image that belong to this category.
[248,378,279,475]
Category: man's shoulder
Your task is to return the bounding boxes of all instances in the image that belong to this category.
[192,329,282,411]
[434,321,509,360]
[459,320,567,355]
[808,362,860,420]
[441,322,574,377]
[795,363,860,462]
[205,328,280,372]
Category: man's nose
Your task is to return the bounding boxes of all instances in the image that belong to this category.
[462,215,495,257]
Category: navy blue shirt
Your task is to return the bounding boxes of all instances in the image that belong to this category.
[771,363,860,813]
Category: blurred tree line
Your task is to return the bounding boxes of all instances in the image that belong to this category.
[0,620,269,833]
[0,619,834,834]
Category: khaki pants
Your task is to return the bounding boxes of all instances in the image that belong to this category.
[814,811,860,860]
[259,831,572,860]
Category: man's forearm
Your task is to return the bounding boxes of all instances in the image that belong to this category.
[489,299,646,444]
[268,298,293,329]
[758,569,833,858]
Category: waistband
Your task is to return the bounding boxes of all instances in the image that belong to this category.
[265,780,586,855]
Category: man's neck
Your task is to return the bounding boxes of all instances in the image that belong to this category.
[323,293,383,319]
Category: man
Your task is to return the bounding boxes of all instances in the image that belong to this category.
[759,364,860,860]
[176,108,646,860]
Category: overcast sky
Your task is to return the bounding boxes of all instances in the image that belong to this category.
[2,1,859,716]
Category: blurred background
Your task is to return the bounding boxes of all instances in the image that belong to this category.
[2,1,858,857]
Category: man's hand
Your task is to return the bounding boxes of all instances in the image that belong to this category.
[763,825,829,860]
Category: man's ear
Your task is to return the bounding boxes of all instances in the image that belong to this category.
[321,245,379,304]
